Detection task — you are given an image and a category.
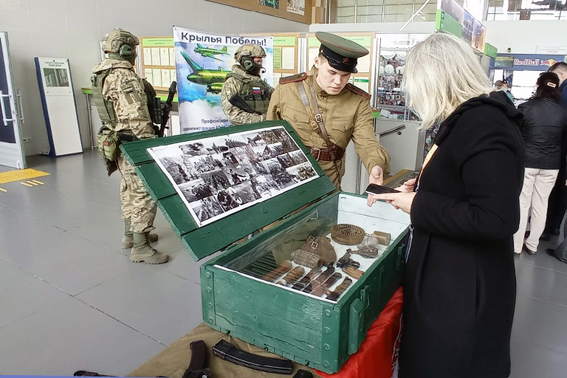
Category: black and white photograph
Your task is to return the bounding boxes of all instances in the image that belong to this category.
[148,126,318,226]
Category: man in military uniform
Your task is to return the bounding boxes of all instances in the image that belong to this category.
[267,32,390,189]
[221,44,273,125]
[92,28,168,264]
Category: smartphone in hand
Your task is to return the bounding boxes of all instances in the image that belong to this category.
[365,183,400,195]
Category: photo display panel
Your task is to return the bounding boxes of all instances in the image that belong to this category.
[148,126,318,226]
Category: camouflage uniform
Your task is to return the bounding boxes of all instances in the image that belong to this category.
[221,64,274,125]
[267,68,391,189]
[92,58,157,233]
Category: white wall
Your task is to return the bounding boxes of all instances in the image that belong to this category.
[0,0,308,155]
[483,21,567,54]
[310,20,567,54]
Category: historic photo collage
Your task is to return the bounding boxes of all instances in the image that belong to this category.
[148,126,318,226]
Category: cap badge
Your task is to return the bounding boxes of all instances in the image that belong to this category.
[343,57,350,63]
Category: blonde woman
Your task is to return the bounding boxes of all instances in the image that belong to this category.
[369,33,524,378]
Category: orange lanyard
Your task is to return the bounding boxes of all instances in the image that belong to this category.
[417,144,438,190]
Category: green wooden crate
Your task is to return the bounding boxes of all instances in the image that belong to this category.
[121,120,409,373]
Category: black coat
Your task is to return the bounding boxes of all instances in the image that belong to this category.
[518,97,567,169]
[399,91,525,378]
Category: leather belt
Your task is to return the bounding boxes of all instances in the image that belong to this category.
[309,146,345,162]
[212,339,293,374]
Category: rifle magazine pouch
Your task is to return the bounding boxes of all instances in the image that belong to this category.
[97,127,121,162]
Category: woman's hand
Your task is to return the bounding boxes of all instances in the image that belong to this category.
[367,191,416,214]
[396,178,416,193]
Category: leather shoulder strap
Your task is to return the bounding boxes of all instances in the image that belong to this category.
[345,83,371,101]
[279,72,307,84]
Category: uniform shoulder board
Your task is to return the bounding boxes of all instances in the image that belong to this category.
[279,72,307,84]
[345,83,371,101]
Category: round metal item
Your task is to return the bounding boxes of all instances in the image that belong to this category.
[331,224,365,245]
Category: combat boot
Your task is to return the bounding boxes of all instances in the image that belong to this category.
[122,220,158,249]
[130,232,169,264]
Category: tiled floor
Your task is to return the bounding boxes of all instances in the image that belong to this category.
[1,150,567,377]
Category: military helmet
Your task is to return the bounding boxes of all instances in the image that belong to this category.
[234,44,266,62]
[101,28,139,55]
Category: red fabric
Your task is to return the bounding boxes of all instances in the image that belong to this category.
[316,287,403,378]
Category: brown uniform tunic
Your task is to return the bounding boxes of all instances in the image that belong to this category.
[267,69,390,189]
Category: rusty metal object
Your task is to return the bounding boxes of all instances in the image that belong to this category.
[336,249,360,270]
[292,266,322,291]
[291,249,321,268]
[311,272,343,296]
[301,235,336,265]
[302,265,335,293]
[351,244,379,258]
[331,224,365,245]
[262,260,293,283]
[326,277,353,301]
[277,266,305,286]
[342,266,364,280]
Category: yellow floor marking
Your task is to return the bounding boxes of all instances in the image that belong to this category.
[0,188,7,192]
[0,168,50,185]
[26,181,37,186]
[21,182,33,187]
[32,180,44,185]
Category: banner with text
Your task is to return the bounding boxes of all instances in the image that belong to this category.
[174,27,273,133]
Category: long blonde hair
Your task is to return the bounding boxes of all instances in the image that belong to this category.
[403,32,492,130]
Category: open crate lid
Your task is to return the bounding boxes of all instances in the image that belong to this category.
[120,120,336,261]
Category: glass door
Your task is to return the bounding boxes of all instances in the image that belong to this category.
[0,31,26,169]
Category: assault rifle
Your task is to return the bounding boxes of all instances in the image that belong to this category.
[229,94,262,115]
[158,81,177,137]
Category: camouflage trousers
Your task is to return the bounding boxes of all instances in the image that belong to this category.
[118,155,157,233]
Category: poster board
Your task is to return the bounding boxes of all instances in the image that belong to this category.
[174,27,274,133]
[305,33,376,95]
[272,33,300,87]
[141,37,176,90]
[245,33,300,87]
[34,57,83,157]
[206,0,312,24]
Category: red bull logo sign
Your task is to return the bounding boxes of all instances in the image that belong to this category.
[495,54,565,71]
[514,58,557,67]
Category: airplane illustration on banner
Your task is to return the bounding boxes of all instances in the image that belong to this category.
[180,50,230,94]
[193,44,230,61]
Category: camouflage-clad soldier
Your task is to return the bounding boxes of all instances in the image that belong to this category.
[92,28,168,264]
[221,44,274,124]
[267,32,391,189]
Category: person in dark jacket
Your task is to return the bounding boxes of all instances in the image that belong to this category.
[368,33,524,378]
[550,62,567,107]
[542,62,567,239]
[514,72,567,254]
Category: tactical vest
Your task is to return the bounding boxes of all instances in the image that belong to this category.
[91,69,162,127]
[227,72,271,115]
[91,69,117,127]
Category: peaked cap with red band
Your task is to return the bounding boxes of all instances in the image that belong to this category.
[315,31,369,73]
